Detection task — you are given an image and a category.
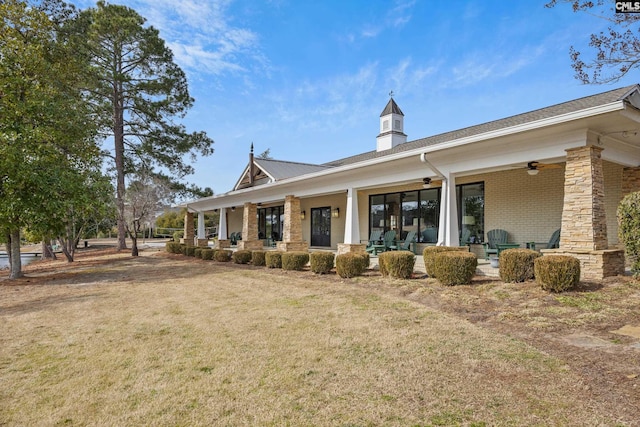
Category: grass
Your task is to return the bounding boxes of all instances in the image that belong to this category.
[0,251,624,426]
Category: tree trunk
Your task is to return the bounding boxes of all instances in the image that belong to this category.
[9,229,22,279]
[41,241,54,259]
[114,61,127,251]
[130,234,138,256]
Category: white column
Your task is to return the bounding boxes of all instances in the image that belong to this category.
[343,188,360,244]
[218,208,227,239]
[437,172,459,246]
[197,211,205,239]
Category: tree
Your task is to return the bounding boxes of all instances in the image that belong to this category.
[546,1,640,83]
[258,148,273,159]
[124,173,173,256]
[76,1,214,251]
[0,0,98,278]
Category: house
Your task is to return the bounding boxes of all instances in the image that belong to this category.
[183,85,640,280]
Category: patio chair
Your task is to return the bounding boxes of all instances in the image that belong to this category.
[366,230,396,255]
[363,230,383,252]
[482,229,509,260]
[390,230,416,253]
[546,229,561,249]
[460,228,472,246]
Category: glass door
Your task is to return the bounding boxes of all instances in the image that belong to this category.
[310,207,331,247]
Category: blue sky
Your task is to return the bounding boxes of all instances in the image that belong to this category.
[70,0,639,195]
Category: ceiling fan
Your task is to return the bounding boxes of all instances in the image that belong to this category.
[526,161,562,175]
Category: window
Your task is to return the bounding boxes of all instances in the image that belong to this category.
[457,182,484,244]
[257,205,284,241]
[383,120,390,131]
[369,183,484,244]
[394,119,401,130]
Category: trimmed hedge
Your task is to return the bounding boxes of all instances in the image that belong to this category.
[432,251,477,286]
[335,252,370,278]
[499,248,540,283]
[423,246,468,278]
[310,251,335,274]
[165,242,182,254]
[214,249,232,262]
[618,191,640,276]
[185,246,196,257]
[281,251,310,271]
[194,247,203,259]
[379,251,415,279]
[201,248,214,260]
[265,251,283,268]
[252,250,266,266]
[173,231,183,242]
[534,255,580,292]
[233,250,252,264]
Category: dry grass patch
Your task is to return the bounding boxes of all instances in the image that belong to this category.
[0,252,633,426]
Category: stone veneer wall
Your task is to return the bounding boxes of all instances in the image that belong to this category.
[560,146,608,251]
[282,195,302,242]
[543,248,626,281]
[238,202,263,251]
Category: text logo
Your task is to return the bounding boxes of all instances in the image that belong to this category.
[616,1,640,12]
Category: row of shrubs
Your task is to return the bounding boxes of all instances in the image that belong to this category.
[167,242,379,278]
[421,246,579,291]
[167,242,580,291]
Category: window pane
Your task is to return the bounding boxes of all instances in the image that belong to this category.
[419,188,440,242]
[459,183,484,244]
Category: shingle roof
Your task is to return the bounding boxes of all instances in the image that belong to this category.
[380,98,404,117]
[253,158,332,180]
[325,84,639,167]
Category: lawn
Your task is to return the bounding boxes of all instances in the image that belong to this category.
[0,247,637,426]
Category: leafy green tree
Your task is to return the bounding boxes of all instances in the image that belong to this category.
[546,0,640,83]
[0,0,97,278]
[76,1,214,251]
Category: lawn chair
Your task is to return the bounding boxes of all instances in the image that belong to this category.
[546,229,560,249]
[482,229,509,260]
[363,230,383,253]
[366,230,396,255]
[422,227,438,243]
[390,230,417,253]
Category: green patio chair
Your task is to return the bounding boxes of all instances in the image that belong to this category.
[390,230,416,253]
[546,229,560,249]
[482,229,509,260]
[422,227,438,243]
[363,230,383,253]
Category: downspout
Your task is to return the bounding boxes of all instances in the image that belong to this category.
[420,153,447,246]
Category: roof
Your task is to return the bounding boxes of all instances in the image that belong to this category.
[254,158,332,180]
[380,98,404,117]
[326,84,640,167]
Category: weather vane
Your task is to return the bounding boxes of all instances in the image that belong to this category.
[389,90,394,98]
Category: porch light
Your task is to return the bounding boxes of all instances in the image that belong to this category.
[300,210,306,220]
[231,206,235,212]
[527,168,539,176]
[423,177,431,188]
[332,208,340,218]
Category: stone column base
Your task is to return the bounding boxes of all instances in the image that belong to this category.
[238,240,264,251]
[180,238,194,246]
[216,239,230,249]
[276,241,309,252]
[541,248,625,280]
[197,239,209,247]
[337,243,366,255]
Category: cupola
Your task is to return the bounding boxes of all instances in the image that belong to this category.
[376,93,407,151]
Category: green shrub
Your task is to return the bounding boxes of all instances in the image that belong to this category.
[335,252,369,278]
[173,231,183,242]
[499,248,540,283]
[201,248,214,260]
[165,242,181,253]
[194,247,203,258]
[618,191,640,276]
[185,246,196,257]
[252,251,266,266]
[534,255,580,292]
[233,250,252,264]
[423,246,468,278]
[281,251,310,271]
[310,251,335,274]
[214,249,232,262]
[433,251,477,286]
[379,251,415,279]
[265,251,283,268]
[179,244,187,255]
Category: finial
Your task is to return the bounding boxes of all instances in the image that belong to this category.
[389,90,394,98]
[250,142,254,153]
